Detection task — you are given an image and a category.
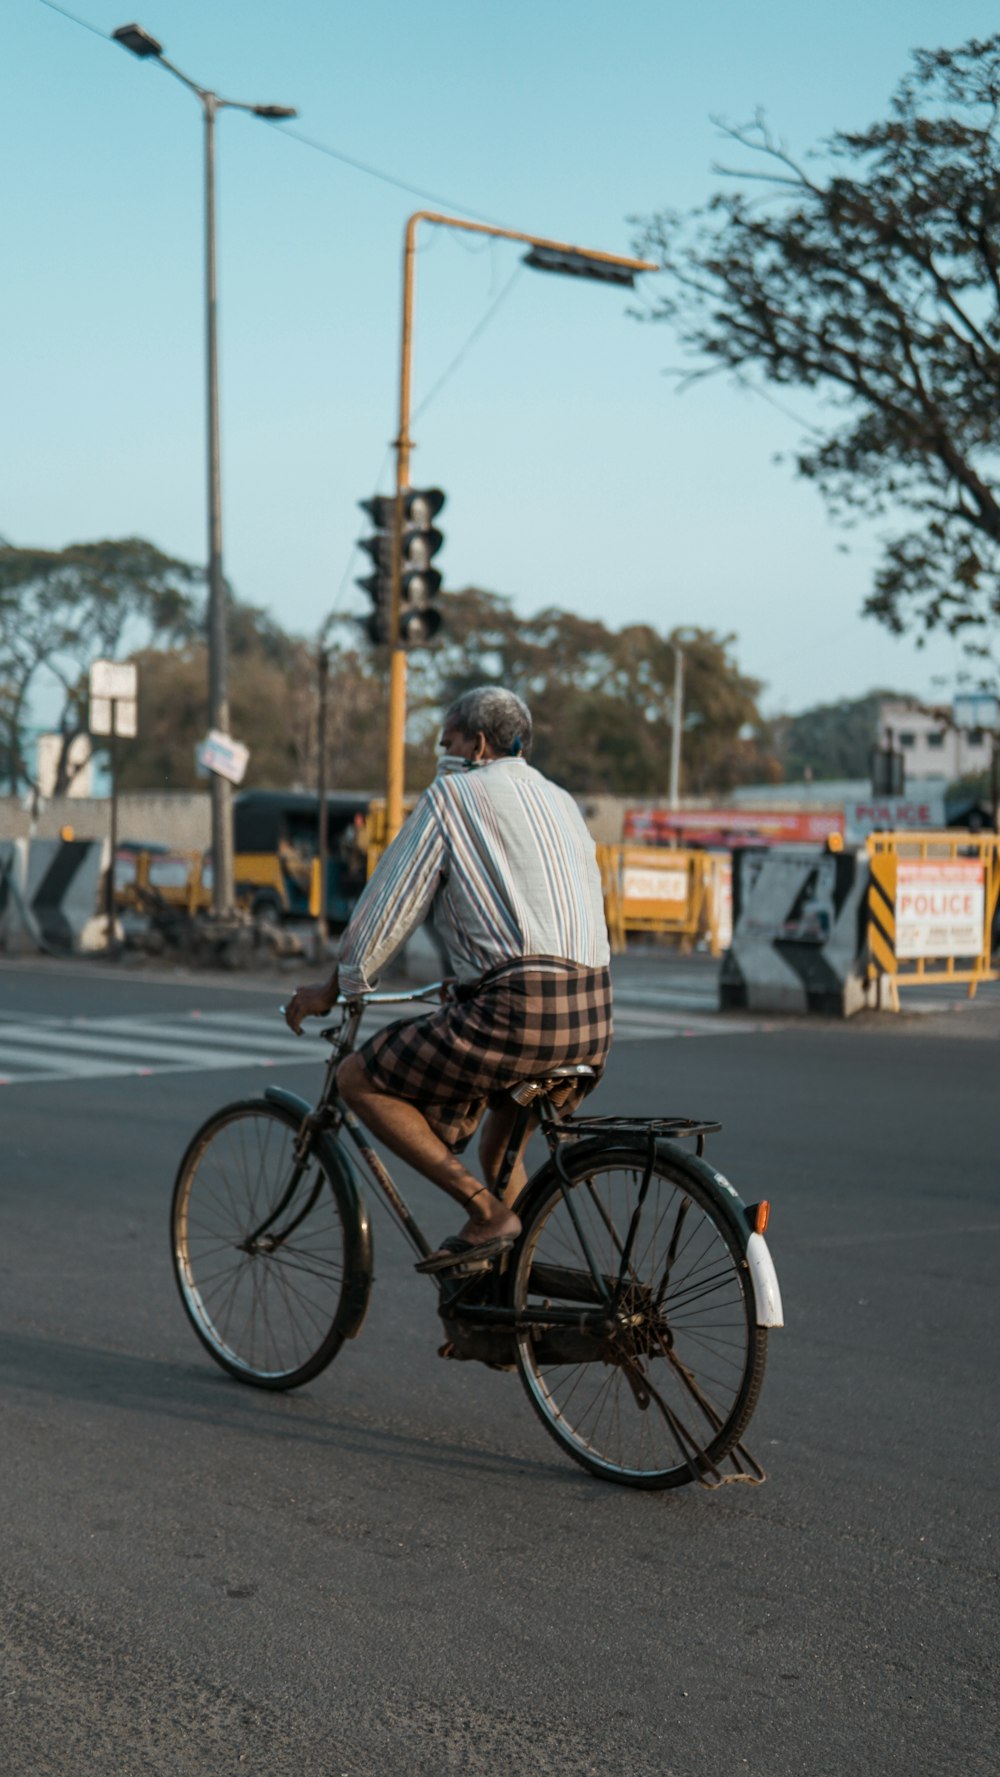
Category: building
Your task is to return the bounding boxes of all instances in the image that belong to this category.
[877,698,992,782]
[34,732,94,799]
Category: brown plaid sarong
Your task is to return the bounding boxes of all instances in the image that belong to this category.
[357,958,613,1150]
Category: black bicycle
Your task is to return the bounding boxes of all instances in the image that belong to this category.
[170,984,783,1491]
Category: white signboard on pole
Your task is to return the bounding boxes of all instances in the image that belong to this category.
[896,859,985,959]
[197,729,249,786]
[90,659,138,702]
[89,697,113,736]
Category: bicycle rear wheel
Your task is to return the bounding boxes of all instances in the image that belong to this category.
[171,1099,360,1390]
[511,1143,767,1489]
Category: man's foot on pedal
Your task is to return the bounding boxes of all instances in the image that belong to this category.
[414,1188,521,1276]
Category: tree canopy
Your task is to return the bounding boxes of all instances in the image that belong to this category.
[119,586,778,800]
[407,589,777,796]
[632,36,1000,654]
[0,537,197,795]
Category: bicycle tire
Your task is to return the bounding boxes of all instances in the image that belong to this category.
[171,1097,370,1390]
[510,1140,767,1490]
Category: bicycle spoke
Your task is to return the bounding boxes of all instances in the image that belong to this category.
[173,1105,351,1385]
[514,1151,765,1488]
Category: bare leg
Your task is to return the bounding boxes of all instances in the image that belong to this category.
[337,1054,520,1247]
[479,1101,537,1208]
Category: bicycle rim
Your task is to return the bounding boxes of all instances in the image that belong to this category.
[172,1104,350,1389]
[513,1150,766,1489]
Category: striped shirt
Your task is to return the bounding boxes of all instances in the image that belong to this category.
[338,755,610,995]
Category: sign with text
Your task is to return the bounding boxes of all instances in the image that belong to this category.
[953,692,998,731]
[625,807,844,849]
[89,659,138,702]
[196,729,249,785]
[896,859,985,959]
[89,696,137,738]
[845,795,944,843]
[622,865,688,904]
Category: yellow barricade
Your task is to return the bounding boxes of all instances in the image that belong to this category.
[597,844,727,955]
[116,849,212,918]
[866,830,1000,1007]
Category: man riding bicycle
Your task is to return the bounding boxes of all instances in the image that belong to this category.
[284,686,612,1275]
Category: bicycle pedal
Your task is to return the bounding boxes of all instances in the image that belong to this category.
[449,1257,493,1277]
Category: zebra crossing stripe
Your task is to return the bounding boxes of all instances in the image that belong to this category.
[0,1022,273,1071]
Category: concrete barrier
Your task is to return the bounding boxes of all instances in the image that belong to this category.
[720,847,870,1017]
[0,838,108,954]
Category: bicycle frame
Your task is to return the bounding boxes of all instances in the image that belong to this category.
[261,982,748,1339]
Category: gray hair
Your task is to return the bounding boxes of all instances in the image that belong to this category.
[444,685,533,759]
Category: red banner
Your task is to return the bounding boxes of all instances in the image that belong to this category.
[623,807,845,849]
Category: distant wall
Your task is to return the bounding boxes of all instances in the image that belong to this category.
[0,793,212,851]
[0,789,747,853]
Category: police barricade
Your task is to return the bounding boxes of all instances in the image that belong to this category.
[719,846,870,1016]
[866,831,1000,1009]
[597,845,727,954]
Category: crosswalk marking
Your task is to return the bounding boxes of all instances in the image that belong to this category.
[0,995,771,1088]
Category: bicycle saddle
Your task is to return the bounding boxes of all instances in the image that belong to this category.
[509,1063,596,1105]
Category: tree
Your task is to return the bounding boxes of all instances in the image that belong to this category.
[632,37,1000,650]
[407,589,778,795]
[0,537,198,796]
[122,587,777,800]
[121,608,392,793]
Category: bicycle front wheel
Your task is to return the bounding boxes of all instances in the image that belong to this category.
[171,1099,360,1390]
[511,1143,767,1490]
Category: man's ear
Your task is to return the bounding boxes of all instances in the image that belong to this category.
[473,730,489,761]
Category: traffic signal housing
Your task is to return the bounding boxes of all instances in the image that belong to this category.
[356,488,446,648]
[356,494,395,645]
[400,487,445,646]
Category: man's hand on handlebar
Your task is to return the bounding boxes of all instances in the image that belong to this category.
[284,970,339,1035]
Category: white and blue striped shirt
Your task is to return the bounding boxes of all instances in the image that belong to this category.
[338,756,610,995]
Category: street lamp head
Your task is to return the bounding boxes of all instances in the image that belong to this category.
[522,245,641,288]
[253,104,299,120]
[112,22,164,57]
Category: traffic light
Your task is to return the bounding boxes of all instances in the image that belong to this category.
[356,494,395,644]
[400,487,445,647]
[356,488,446,648]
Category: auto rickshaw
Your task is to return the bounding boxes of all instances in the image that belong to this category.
[233,790,371,926]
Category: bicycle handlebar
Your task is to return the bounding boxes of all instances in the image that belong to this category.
[279,981,450,1022]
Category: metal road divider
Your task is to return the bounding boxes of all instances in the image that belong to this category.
[597,844,728,955]
[866,831,1000,1009]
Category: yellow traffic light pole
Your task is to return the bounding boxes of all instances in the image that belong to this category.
[384,211,657,843]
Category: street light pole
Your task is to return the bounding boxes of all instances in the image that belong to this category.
[201,89,234,914]
[112,23,296,913]
[384,210,657,842]
[668,643,684,810]
[315,640,330,951]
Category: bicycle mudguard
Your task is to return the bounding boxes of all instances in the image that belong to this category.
[263,1086,374,1340]
[513,1134,783,1330]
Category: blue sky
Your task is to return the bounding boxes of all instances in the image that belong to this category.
[6,0,1000,726]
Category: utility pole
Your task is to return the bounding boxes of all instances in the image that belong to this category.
[315,642,330,950]
[669,644,684,811]
[112,24,296,912]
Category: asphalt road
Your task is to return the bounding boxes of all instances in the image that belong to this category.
[0,956,996,1776]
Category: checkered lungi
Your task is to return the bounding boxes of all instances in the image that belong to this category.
[357,957,613,1150]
